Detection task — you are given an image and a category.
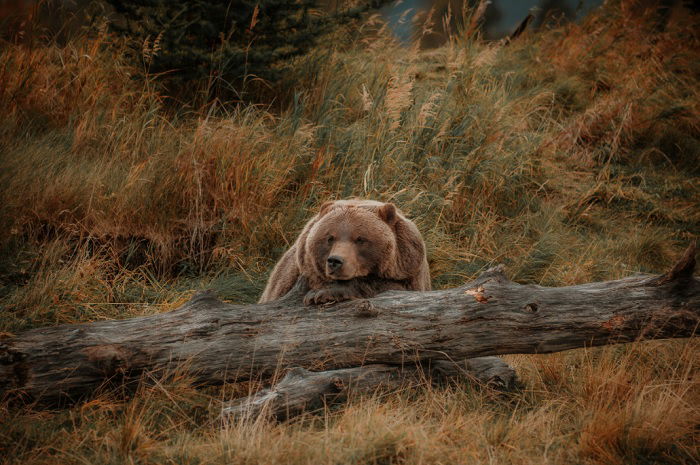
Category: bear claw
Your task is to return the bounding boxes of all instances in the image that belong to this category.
[303,287,361,306]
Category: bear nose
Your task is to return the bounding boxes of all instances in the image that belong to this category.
[327,256,344,272]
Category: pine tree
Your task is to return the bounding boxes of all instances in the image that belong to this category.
[107,0,372,97]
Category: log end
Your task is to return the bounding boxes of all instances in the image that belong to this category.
[0,342,28,394]
[654,243,697,286]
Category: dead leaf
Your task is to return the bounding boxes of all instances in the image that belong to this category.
[464,286,484,296]
[465,286,491,303]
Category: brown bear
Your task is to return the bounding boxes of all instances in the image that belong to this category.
[259,199,431,305]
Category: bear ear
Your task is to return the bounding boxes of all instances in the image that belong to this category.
[318,200,336,218]
[378,203,397,225]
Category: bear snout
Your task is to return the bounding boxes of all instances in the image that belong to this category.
[327,255,344,272]
[324,242,363,279]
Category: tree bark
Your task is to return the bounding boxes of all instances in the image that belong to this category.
[1,245,697,406]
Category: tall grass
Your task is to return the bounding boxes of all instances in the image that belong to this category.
[0,1,698,463]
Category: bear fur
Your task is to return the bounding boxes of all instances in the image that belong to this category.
[259,199,431,305]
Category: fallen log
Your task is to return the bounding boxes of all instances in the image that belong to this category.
[1,245,697,406]
[221,357,517,422]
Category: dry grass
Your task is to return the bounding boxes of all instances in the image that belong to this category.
[1,1,699,463]
[2,341,697,465]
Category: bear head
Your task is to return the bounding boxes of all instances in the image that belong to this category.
[297,200,425,285]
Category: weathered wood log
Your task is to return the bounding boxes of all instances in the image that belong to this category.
[221,357,517,422]
[1,245,697,405]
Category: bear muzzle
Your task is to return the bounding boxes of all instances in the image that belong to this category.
[324,246,365,280]
[326,255,352,279]
[327,255,344,272]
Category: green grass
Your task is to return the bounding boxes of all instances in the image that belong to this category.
[1,1,699,464]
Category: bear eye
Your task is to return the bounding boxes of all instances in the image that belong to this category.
[355,236,366,244]
[327,235,334,244]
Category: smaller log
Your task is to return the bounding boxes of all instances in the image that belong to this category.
[431,357,517,390]
[221,356,516,422]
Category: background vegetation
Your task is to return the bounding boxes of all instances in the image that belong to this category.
[104,0,379,101]
[1,1,698,463]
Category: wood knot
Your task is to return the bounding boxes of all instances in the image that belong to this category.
[330,376,345,392]
[355,300,379,317]
[524,303,539,313]
[0,344,24,364]
[83,345,130,376]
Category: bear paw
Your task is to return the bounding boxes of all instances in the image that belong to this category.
[303,286,361,306]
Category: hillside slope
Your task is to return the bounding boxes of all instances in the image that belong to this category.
[1,2,698,464]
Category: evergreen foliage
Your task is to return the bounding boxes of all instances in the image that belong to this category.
[106,0,372,95]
